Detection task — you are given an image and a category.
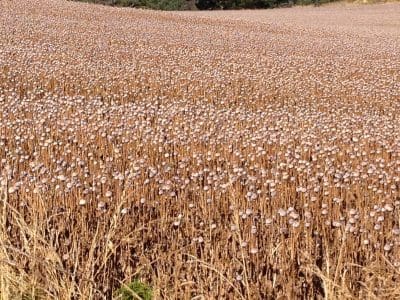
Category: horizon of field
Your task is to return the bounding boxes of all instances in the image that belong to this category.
[1,1,400,299]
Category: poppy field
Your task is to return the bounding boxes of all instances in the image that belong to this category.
[1,1,400,299]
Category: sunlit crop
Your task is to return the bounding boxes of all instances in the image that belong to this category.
[0,1,400,299]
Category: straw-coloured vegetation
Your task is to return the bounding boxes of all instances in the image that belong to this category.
[1,0,400,299]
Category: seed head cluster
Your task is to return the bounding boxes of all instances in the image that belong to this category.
[0,0,400,298]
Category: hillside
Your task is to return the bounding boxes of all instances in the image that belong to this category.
[72,0,396,10]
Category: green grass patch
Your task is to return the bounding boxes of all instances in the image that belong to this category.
[115,279,153,300]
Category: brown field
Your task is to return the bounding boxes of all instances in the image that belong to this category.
[1,1,400,299]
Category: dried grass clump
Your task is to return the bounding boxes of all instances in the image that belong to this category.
[1,0,400,299]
